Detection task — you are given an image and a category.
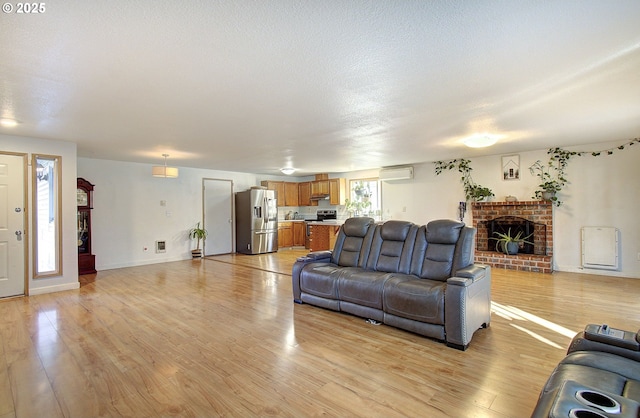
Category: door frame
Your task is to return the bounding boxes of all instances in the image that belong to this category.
[1,151,29,297]
[202,178,234,256]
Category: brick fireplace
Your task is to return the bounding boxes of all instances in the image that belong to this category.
[471,201,553,273]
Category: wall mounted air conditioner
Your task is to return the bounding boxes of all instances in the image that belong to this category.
[379,166,414,182]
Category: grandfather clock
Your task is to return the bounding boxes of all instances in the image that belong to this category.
[77,178,96,275]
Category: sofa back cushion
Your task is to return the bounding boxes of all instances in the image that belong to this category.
[410,219,474,281]
[366,220,418,273]
[330,217,376,267]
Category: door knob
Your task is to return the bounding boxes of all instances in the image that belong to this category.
[15,230,22,241]
[15,231,22,236]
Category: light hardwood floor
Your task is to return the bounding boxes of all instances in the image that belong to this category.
[1,249,639,417]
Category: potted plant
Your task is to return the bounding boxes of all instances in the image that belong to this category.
[490,228,533,255]
[188,222,207,258]
[529,160,565,206]
[434,159,494,202]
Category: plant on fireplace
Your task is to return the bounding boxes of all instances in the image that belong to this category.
[490,228,533,255]
[434,159,494,202]
[529,160,564,206]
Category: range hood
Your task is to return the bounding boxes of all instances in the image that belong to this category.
[310,193,329,200]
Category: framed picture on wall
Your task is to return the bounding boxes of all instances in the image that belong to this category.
[502,154,520,180]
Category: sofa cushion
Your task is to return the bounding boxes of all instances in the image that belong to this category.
[331,217,375,268]
[367,221,417,274]
[411,221,465,281]
[383,276,446,325]
[299,263,343,299]
[338,270,390,309]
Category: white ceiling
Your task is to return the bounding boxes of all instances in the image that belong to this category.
[1,1,639,176]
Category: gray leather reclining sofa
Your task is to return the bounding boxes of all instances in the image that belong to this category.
[292,217,492,350]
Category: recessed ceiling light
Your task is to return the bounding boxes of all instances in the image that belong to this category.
[280,167,296,175]
[463,133,501,148]
[0,118,18,128]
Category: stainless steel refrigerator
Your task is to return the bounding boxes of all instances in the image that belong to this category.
[235,188,278,254]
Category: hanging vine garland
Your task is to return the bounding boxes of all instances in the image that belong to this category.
[434,158,494,202]
[530,137,640,206]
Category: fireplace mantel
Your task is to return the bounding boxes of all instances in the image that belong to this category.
[471,201,553,273]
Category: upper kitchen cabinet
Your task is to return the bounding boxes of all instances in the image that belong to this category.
[298,182,311,206]
[310,179,330,198]
[261,181,301,207]
[284,182,299,206]
[260,181,285,206]
[329,178,346,205]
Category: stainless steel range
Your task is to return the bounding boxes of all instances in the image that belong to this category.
[307,209,337,222]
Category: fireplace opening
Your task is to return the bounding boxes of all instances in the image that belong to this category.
[487,216,535,254]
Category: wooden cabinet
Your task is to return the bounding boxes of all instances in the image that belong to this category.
[262,181,300,207]
[311,180,330,197]
[329,178,346,205]
[293,222,305,247]
[308,224,341,252]
[77,178,97,275]
[261,181,285,207]
[278,221,293,248]
[298,182,311,206]
[284,182,299,207]
[263,177,345,207]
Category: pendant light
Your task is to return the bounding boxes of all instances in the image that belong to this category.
[152,154,179,178]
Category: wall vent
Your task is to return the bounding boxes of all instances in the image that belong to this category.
[156,240,166,253]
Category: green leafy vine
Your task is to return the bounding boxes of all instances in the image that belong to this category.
[530,137,639,206]
[434,159,494,202]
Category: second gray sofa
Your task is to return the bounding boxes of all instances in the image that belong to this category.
[292,217,491,350]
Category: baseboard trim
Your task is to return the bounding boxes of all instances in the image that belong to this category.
[29,281,80,296]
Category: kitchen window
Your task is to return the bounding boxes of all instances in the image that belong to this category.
[347,178,381,219]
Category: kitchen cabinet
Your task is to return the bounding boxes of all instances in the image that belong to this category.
[278,221,293,248]
[308,224,341,252]
[329,178,346,205]
[293,222,305,247]
[311,180,330,197]
[298,182,311,206]
[261,181,285,207]
[284,182,299,206]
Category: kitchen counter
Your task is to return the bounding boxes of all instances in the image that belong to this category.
[304,220,344,226]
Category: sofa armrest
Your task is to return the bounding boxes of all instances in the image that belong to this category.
[445,265,492,349]
[300,250,332,261]
[568,331,640,362]
[446,264,488,288]
[292,251,333,303]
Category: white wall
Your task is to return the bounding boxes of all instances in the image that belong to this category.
[370,143,640,278]
[77,158,287,270]
[1,134,80,294]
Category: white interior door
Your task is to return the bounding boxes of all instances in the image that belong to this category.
[203,179,233,256]
[0,153,26,297]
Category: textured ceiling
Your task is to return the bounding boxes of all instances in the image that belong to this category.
[1,0,639,176]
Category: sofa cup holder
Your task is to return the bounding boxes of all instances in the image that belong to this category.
[575,389,621,414]
[569,408,608,418]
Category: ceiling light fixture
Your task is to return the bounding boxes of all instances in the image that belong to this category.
[463,133,500,148]
[152,154,179,178]
[280,167,296,175]
[0,118,18,128]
